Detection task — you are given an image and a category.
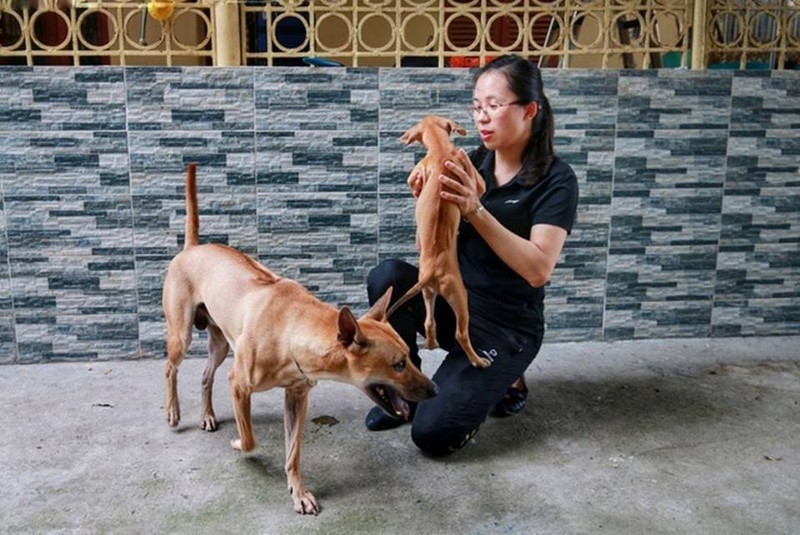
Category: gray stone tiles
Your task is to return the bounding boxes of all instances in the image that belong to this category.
[544,70,618,341]
[605,71,730,339]
[255,68,379,131]
[0,191,13,363]
[256,130,377,192]
[0,67,126,131]
[0,127,135,362]
[0,66,797,361]
[715,71,800,336]
[126,68,255,131]
[256,191,378,309]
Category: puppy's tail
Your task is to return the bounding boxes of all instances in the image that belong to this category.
[184,162,199,249]
[385,278,428,318]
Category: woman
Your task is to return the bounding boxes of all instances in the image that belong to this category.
[365,55,579,457]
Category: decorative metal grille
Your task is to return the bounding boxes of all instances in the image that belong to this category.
[707,0,800,70]
[0,0,798,69]
[0,0,214,65]
[241,0,694,69]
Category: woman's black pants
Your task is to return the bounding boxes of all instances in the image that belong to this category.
[367,259,544,457]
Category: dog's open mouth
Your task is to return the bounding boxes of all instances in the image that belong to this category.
[367,384,410,420]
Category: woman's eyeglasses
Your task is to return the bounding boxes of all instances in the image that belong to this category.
[468,101,520,119]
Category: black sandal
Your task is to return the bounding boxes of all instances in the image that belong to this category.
[365,404,417,431]
[491,377,528,418]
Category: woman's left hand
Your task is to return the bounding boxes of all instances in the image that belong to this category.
[439,149,482,218]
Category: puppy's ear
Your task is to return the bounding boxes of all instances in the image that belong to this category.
[337,306,365,347]
[361,287,393,322]
[447,119,467,137]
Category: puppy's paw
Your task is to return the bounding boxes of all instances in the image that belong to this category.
[423,327,438,349]
[423,336,439,350]
[470,356,492,369]
[230,438,243,451]
[291,489,320,515]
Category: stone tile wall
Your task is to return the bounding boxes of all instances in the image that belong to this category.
[0,66,797,362]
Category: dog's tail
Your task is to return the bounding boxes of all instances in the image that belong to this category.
[184,162,199,249]
[385,278,429,318]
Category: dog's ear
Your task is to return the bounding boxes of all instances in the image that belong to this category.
[337,306,365,347]
[361,287,393,322]
[446,119,467,137]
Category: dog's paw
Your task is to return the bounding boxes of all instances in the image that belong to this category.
[291,489,320,515]
[230,437,256,452]
[166,407,180,427]
[201,414,218,432]
[423,338,439,350]
[470,356,492,369]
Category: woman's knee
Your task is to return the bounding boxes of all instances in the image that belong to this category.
[411,416,481,458]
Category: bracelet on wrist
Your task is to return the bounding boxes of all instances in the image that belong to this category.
[463,204,484,221]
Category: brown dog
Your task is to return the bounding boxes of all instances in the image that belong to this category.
[387,115,490,368]
[162,163,438,515]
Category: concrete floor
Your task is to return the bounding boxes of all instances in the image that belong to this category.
[1,336,798,534]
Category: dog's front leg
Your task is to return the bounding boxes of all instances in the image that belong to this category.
[228,366,256,452]
[284,384,319,515]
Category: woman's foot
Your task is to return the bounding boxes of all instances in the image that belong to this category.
[365,404,416,431]
[491,376,528,418]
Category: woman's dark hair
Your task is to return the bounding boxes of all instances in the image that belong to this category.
[474,55,555,185]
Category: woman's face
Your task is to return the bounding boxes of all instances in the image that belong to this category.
[472,70,535,153]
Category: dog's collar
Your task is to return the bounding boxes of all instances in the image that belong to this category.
[293,358,317,387]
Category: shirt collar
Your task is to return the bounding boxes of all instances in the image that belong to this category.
[478,150,523,192]
[478,149,549,191]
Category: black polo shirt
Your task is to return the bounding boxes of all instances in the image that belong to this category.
[457,150,579,317]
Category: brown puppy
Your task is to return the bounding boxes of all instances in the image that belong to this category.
[162,163,437,515]
[387,115,490,368]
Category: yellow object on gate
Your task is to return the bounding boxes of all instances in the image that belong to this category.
[147,0,175,22]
